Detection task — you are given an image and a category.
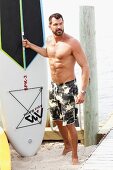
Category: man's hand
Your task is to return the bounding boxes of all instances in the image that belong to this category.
[75,92,85,104]
[22,39,31,48]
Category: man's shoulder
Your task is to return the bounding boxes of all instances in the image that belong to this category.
[66,36,82,52]
[65,33,79,43]
[67,36,80,47]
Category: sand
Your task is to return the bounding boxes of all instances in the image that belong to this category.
[11,141,97,170]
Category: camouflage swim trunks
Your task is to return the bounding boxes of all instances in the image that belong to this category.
[49,79,78,126]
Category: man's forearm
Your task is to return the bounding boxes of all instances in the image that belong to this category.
[81,66,90,92]
[30,43,48,57]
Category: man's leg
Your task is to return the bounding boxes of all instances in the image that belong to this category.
[54,120,72,155]
[67,123,78,165]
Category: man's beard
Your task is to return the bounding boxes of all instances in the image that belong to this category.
[53,29,64,36]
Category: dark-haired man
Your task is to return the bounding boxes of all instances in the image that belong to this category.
[23,13,90,165]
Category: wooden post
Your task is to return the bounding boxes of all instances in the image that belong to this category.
[79,6,98,146]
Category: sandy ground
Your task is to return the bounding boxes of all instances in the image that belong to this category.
[11,141,97,170]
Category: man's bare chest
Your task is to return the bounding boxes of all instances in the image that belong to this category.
[47,42,71,58]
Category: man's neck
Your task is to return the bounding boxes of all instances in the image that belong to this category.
[53,33,65,42]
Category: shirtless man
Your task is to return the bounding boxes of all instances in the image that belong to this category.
[23,13,90,165]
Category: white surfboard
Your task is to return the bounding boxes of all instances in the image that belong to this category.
[0,0,48,156]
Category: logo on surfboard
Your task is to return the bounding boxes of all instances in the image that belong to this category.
[0,0,44,69]
[9,86,43,129]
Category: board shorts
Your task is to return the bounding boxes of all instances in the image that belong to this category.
[49,79,78,126]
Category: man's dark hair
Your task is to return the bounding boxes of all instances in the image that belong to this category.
[49,13,64,24]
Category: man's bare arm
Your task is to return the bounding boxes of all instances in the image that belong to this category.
[72,39,90,91]
[71,39,90,104]
[23,39,48,57]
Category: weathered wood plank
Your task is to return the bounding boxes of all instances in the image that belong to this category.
[98,113,113,135]
[81,129,113,170]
